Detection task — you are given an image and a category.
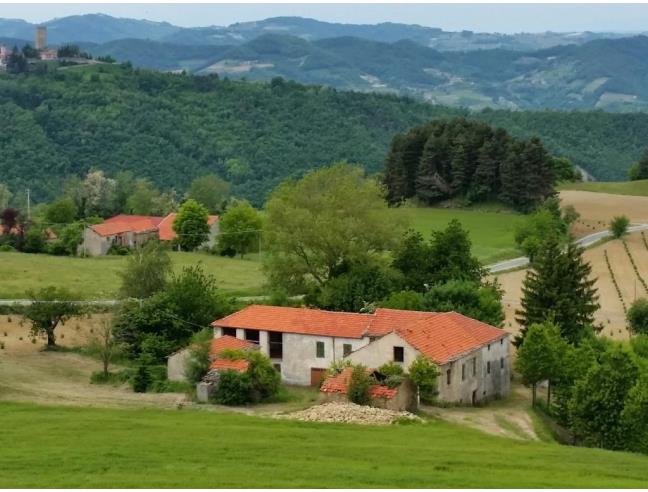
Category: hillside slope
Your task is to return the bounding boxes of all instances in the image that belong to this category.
[1,65,647,203]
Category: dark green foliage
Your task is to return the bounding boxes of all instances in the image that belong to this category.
[610,215,630,239]
[347,365,372,406]
[621,373,648,454]
[22,286,81,347]
[552,157,581,183]
[514,197,574,260]
[515,238,599,346]
[377,361,405,377]
[422,280,505,327]
[212,371,255,405]
[629,149,648,181]
[379,290,424,311]
[6,48,27,74]
[118,240,171,299]
[628,299,648,336]
[392,220,484,292]
[187,175,230,214]
[45,197,77,224]
[569,346,639,450]
[185,343,211,384]
[132,364,152,393]
[310,259,399,312]
[22,227,45,253]
[217,201,262,258]
[384,119,554,211]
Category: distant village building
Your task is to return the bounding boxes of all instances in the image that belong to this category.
[208,305,511,405]
[81,213,220,256]
[0,44,10,69]
[35,26,47,51]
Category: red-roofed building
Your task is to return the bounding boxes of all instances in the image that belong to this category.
[81,212,219,255]
[212,305,511,403]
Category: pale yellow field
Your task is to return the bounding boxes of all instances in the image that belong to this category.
[494,232,648,341]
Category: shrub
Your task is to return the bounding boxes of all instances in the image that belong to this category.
[212,370,255,405]
[132,364,151,393]
[378,361,405,377]
[185,343,210,384]
[384,374,404,389]
[90,370,129,385]
[409,355,439,404]
[628,299,648,336]
[245,350,281,400]
[610,215,630,239]
[347,364,372,405]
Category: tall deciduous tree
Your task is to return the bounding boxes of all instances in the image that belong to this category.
[0,183,12,210]
[514,322,567,406]
[187,174,230,214]
[23,286,81,347]
[218,201,263,258]
[515,238,599,346]
[118,240,171,299]
[173,199,210,251]
[264,163,402,293]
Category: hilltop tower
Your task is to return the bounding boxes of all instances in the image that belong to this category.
[35,26,47,50]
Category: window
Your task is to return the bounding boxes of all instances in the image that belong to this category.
[393,346,404,363]
[446,369,452,385]
[269,332,283,359]
[316,341,325,358]
[487,361,491,374]
[245,329,260,343]
[222,327,237,337]
[472,358,477,376]
[487,344,491,351]
[461,363,466,381]
[500,338,504,346]
[343,344,352,357]
[500,357,504,369]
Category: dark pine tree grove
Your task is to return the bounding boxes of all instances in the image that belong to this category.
[383,118,556,211]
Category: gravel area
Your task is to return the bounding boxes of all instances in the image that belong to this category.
[281,402,420,425]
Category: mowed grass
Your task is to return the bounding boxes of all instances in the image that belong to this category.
[388,207,524,264]
[559,179,648,197]
[1,402,648,488]
[0,251,265,299]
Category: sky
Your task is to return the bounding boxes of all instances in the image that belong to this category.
[3,3,648,34]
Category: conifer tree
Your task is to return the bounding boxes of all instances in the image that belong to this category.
[515,237,599,346]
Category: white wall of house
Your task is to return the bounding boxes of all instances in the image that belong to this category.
[213,325,369,385]
[80,228,112,256]
[345,332,419,369]
[437,335,511,404]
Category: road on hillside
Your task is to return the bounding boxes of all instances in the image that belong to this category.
[487,223,648,274]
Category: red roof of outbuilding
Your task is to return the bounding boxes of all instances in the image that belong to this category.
[213,305,508,364]
[320,367,398,400]
[90,214,163,237]
[210,358,249,373]
[210,335,256,356]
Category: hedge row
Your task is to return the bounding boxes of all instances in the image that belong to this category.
[622,240,648,295]
[604,249,627,313]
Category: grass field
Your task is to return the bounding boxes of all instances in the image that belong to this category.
[0,251,265,299]
[559,179,648,197]
[388,207,524,264]
[1,402,648,488]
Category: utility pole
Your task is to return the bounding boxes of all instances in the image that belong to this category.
[26,188,31,220]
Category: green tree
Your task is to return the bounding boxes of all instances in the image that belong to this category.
[187,174,230,214]
[379,290,424,311]
[118,240,171,299]
[22,286,81,348]
[87,318,122,376]
[516,238,599,346]
[45,197,77,224]
[514,322,567,406]
[422,280,504,327]
[569,346,639,450]
[627,298,648,336]
[185,342,211,384]
[610,215,630,239]
[628,149,648,181]
[173,199,210,251]
[114,171,137,214]
[552,156,581,183]
[620,373,648,454]
[514,208,565,260]
[6,48,27,74]
[264,163,402,293]
[125,179,164,216]
[409,355,439,404]
[218,201,263,258]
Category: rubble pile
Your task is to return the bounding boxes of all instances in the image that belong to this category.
[283,402,420,425]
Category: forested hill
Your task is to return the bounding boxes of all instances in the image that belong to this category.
[0,64,647,204]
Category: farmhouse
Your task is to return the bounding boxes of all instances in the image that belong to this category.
[211,305,510,404]
[81,213,219,255]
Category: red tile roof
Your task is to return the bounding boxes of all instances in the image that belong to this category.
[320,367,398,400]
[210,358,249,373]
[157,213,219,241]
[213,305,375,339]
[213,305,508,364]
[210,335,256,357]
[90,214,163,237]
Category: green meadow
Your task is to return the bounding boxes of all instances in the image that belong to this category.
[559,179,648,197]
[1,402,647,488]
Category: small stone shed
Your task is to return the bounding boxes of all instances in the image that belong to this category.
[320,367,416,412]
